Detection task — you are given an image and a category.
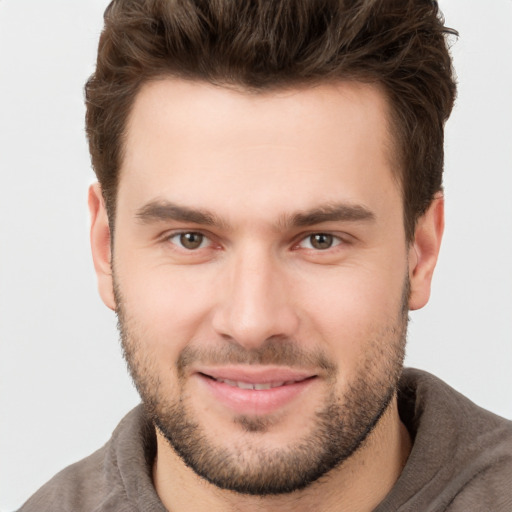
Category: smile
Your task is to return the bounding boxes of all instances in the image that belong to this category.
[196,370,318,415]
[207,376,307,390]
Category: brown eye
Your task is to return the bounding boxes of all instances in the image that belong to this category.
[297,233,342,251]
[309,233,334,250]
[177,232,205,250]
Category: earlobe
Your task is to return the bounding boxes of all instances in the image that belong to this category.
[408,194,445,311]
[88,183,116,311]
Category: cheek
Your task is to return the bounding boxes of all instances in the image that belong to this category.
[114,254,220,355]
[295,264,406,369]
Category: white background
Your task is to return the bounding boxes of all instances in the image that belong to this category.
[0,1,511,510]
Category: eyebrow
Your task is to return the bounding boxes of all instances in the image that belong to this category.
[135,200,228,228]
[135,200,375,230]
[283,203,375,228]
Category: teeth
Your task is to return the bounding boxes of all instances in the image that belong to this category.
[217,379,287,390]
[236,381,255,390]
[253,383,271,390]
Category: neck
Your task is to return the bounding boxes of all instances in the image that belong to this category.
[153,396,411,512]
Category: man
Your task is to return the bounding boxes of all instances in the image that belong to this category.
[19,0,512,510]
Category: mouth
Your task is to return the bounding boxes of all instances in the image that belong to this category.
[200,374,313,390]
[194,367,318,416]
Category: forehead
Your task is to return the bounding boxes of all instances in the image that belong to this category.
[119,78,399,223]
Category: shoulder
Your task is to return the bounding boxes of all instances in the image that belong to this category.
[18,406,150,512]
[378,368,512,511]
[18,445,116,512]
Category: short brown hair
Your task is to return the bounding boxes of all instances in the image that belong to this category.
[85,0,457,240]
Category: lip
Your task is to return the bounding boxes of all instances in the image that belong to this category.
[194,366,317,416]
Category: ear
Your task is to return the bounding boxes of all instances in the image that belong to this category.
[408,194,445,311]
[88,183,116,311]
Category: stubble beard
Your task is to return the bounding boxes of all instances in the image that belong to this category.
[115,278,409,496]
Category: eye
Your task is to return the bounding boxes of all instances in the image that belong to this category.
[169,232,210,250]
[298,233,342,250]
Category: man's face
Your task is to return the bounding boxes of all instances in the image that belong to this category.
[96,79,417,494]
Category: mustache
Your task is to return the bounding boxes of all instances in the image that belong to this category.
[177,337,337,375]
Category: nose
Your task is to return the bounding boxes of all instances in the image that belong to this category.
[211,245,299,350]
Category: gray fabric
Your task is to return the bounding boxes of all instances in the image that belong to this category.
[20,369,512,511]
[19,401,164,512]
[375,369,512,511]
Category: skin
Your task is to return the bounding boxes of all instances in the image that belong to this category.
[89,79,444,511]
